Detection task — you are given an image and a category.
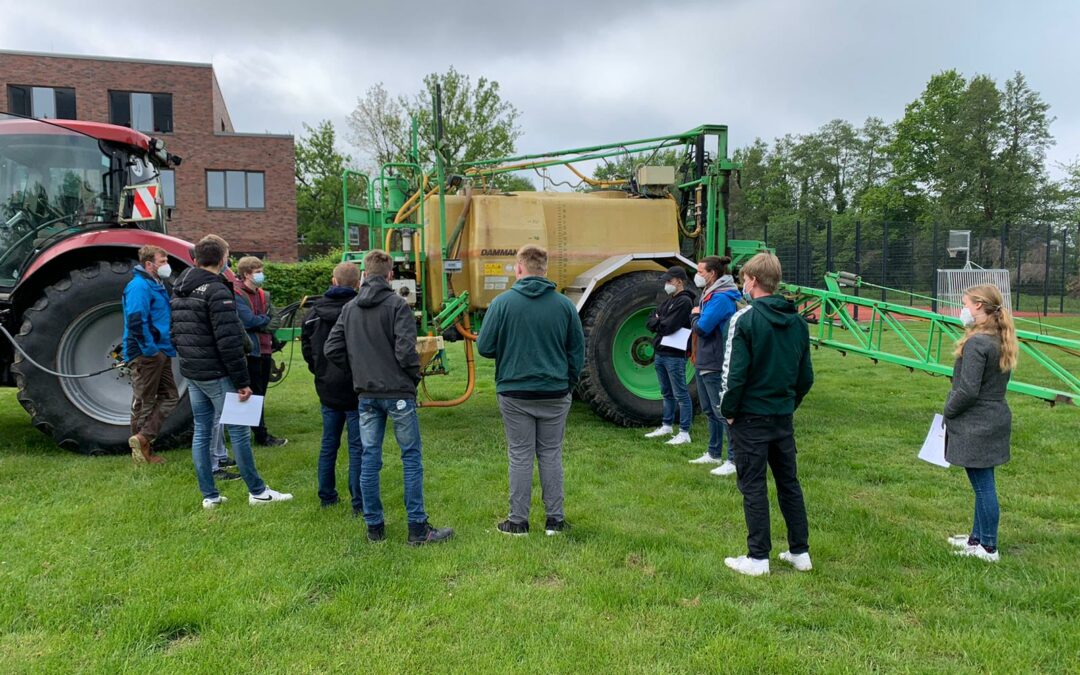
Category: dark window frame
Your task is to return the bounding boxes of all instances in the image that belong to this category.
[205,169,266,211]
[107,90,173,133]
[6,84,77,119]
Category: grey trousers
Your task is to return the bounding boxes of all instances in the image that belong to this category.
[497,393,572,523]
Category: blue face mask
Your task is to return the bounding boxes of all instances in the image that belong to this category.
[742,281,754,303]
[252,271,266,286]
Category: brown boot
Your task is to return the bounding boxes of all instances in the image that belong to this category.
[129,434,165,464]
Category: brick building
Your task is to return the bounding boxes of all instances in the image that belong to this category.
[0,50,297,261]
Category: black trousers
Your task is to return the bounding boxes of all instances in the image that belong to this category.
[729,414,809,559]
[247,354,272,442]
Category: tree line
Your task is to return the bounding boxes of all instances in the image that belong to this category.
[295,68,1080,264]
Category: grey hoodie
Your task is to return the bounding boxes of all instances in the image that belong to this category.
[324,275,421,399]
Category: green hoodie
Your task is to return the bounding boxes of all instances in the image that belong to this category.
[477,276,585,395]
[719,294,814,418]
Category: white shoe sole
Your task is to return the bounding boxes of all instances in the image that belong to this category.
[724,557,769,576]
[667,438,692,446]
[689,457,723,465]
[779,553,813,571]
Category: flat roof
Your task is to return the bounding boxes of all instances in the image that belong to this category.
[0,49,212,69]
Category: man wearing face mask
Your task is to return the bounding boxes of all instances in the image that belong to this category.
[644,266,696,445]
[122,245,179,465]
[234,256,287,447]
[688,256,741,475]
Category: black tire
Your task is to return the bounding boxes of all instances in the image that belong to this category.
[577,271,698,427]
[12,260,191,455]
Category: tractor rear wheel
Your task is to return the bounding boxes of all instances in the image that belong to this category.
[577,271,697,427]
[11,260,191,455]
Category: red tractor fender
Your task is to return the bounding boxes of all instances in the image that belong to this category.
[20,229,195,283]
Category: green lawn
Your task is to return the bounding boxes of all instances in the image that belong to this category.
[1,330,1078,672]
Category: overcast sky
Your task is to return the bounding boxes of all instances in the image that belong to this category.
[3,0,1078,177]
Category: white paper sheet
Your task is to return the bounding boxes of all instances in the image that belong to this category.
[220,393,264,427]
[660,327,692,350]
[918,414,950,468]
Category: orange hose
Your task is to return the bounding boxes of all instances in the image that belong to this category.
[419,315,476,408]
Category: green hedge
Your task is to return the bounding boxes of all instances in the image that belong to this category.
[262,253,340,307]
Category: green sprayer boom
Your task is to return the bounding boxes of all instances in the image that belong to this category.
[785,272,1080,406]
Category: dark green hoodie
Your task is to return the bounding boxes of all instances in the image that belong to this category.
[477,276,585,396]
[719,294,814,418]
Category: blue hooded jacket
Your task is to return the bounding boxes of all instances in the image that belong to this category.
[122,265,176,361]
[691,274,741,372]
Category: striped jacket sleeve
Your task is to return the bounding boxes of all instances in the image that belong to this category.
[718,305,753,419]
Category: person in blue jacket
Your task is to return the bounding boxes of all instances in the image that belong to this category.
[687,255,742,476]
[122,245,179,465]
[233,256,287,447]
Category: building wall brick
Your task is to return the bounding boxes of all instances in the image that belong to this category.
[0,51,297,261]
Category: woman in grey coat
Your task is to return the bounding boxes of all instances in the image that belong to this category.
[943,284,1019,563]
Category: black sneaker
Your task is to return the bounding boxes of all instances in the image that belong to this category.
[367,522,386,542]
[320,498,339,508]
[544,518,570,536]
[407,521,454,546]
[257,435,288,448]
[213,468,241,481]
[218,457,237,467]
[497,519,529,536]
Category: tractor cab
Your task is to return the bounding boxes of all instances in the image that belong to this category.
[0,113,174,288]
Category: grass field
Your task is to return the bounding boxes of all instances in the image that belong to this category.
[1,322,1078,673]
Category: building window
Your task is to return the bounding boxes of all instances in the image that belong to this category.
[109,91,173,133]
[159,169,176,208]
[7,85,77,119]
[206,170,264,209]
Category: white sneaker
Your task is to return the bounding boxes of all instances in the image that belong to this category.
[710,460,737,476]
[666,431,692,445]
[955,544,1000,562]
[249,487,294,505]
[202,495,228,510]
[688,453,723,465]
[644,425,673,438]
[948,534,973,549]
[779,550,813,571]
[724,555,769,577]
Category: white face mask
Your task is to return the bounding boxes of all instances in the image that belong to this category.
[693,273,707,288]
[156,263,172,280]
[664,283,677,296]
[959,307,976,327]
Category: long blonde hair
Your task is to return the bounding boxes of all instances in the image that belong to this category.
[954,284,1018,372]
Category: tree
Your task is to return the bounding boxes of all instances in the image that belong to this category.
[996,72,1055,225]
[295,120,351,251]
[347,67,522,186]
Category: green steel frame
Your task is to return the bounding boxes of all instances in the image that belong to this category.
[785,273,1080,406]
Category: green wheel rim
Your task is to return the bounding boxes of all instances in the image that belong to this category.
[612,307,694,400]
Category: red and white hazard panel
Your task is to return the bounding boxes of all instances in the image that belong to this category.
[132,185,159,220]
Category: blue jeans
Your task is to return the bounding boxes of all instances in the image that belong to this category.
[188,378,266,499]
[655,354,693,432]
[357,398,427,526]
[211,423,231,471]
[965,467,999,549]
[318,404,364,511]
[696,370,734,462]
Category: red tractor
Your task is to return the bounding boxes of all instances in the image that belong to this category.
[0,113,194,453]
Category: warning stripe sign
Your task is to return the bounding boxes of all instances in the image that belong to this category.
[133,185,158,220]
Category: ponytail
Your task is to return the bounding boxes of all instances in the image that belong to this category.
[953,284,1018,372]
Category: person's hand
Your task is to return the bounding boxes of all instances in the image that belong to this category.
[726,418,734,425]
[237,387,253,403]
[691,307,701,315]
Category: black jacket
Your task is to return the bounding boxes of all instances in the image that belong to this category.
[301,286,360,411]
[324,275,420,399]
[170,267,251,388]
[719,294,813,419]
[647,288,695,357]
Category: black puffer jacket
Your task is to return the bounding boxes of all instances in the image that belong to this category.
[170,267,251,388]
[324,275,420,399]
[301,285,359,411]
